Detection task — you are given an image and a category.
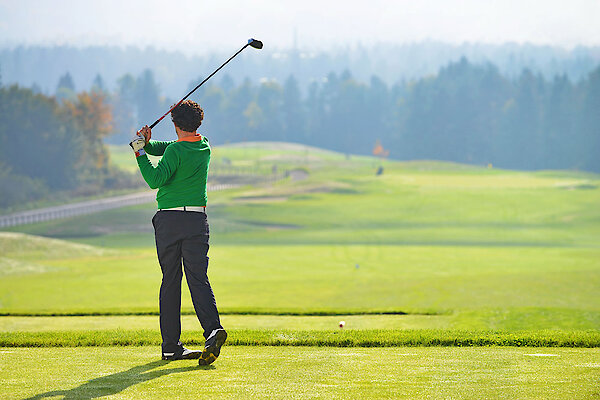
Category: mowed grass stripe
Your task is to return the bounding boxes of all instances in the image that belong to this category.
[2,329,599,348]
[0,309,432,317]
[1,245,598,317]
[0,314,451,332]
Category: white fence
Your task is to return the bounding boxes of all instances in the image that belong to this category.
[0,184,239,229]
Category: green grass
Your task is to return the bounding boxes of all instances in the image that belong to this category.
[0,243,598,331]
[0,315,451,331]
[1,346,599,399]
[0,232,116,260]
[2,144,600,331]
[12,153,600,248]
[2,329,600,348]
[1,143,600,397]
[108,144,162,173]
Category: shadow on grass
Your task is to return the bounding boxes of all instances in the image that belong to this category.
[24,360,213,399]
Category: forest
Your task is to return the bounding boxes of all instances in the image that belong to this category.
[0,78,138,209]
[109,57,599,172]
[0,54,599,209]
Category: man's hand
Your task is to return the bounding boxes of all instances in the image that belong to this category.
[138,125,152,143]
[130,125,152,157]
[129,134,146,157]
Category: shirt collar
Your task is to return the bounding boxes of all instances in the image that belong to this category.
[176,134,203,142]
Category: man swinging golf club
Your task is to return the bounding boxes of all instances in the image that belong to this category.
[130,100,227,366]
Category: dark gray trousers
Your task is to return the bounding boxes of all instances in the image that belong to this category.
[152,210,222,353]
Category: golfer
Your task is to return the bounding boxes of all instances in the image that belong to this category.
[130,100,227,365]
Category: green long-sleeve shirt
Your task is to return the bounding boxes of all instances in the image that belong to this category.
[136,135,210,209]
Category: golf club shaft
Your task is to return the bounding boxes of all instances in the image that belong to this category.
[149,43,251,129]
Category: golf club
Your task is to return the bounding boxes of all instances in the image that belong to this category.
[149,38,263,129]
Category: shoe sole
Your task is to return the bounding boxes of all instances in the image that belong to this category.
[199,330,227,365]
[162,351,202,361]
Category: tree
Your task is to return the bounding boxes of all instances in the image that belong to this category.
[319,71,372,152]
[196,85,225,139]
[56,72,76,101]
[117,74,136,103]
[501,69,545,169]
[91,74,106,93]
[57,72,75,91]
[106,74,138,144]
[331,73,369,154]
[222,78,255,143]
[365,76,391,152]
[304,80,324,143]
[0,85,79,190]
[579,67,600,172]
[0,163,48,208]
[243,101,264,131]
[135,69,162,137]
[373,139,390,158]
[30,83,42,94]
[282,75,306,142]
[62,92,114,184]
[543,75,576,169]
[0,82,139,209]
[254,80,283,141]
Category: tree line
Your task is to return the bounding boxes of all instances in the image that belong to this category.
[186,58,598,172]
[0,56,598,209]
[0,76,139,209]
[56,58,597,174]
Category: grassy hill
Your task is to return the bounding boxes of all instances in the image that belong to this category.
[1,142,598,330]
[18,142,600,248]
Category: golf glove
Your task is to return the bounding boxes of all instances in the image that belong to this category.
[129,134,146,157]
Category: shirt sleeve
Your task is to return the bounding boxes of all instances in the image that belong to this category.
[136,144,179,189]
[144,140,176,156]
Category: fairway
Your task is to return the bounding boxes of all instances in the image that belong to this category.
[1,143,599,397]
[0,243,598,331]
[2,346,599,399]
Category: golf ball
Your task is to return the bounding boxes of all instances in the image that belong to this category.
[339,321,345,328]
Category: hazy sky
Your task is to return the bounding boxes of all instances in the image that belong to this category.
[0,0,598,53]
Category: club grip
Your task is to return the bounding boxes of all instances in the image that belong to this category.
[149,118,162,130]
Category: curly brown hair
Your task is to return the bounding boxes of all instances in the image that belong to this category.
[170,100,204,132]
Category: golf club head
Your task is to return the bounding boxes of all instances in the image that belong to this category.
[248,38,263,49]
